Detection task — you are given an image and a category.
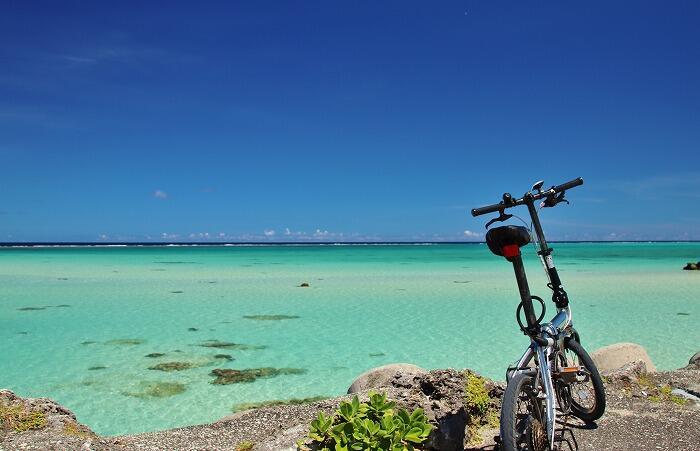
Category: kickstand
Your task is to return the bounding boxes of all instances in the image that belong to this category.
[552,417,579,451]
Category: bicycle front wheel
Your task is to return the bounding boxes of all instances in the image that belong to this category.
[562,338,606,422]
[500,371,548,451]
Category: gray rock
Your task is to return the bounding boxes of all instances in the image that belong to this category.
[671,388,700,404]
[689,351,700,368]
[686,383,700,398]
[606,360,648,383]
[347,363,427,394]
[364,369,471,451]
[591,342,657,375]
[256,423,306,450]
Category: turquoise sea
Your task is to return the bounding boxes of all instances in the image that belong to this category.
[1,243,698,435]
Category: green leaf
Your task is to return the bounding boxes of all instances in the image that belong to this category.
[404,427,425,443]
[351,396,360,413]
[409,408,425,423]
[397,409,410,424]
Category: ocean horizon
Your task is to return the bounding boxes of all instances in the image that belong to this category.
[2,240,700,247]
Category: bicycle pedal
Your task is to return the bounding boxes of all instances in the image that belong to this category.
[554,366,580,384]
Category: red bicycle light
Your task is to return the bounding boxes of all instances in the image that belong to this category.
[502,244,520,258]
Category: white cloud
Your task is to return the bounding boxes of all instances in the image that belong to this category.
[284,228,291,236]
[463,230,483,239]
[154,190,168,199]
[264,229,276,237]
[313,229,330,237]
[59,55,98,64]
[160,232,179,239]
[98,234,109,240]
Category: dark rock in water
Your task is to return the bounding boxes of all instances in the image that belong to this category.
[677,312,691,316]
[298,282,310,287]
[368,352,386,357]
[81,341,96,345]
[17,307,46,311]
[105,338,145,346]
[243,315,300,321]
[198,340,266,350]
[149,362,196,372]
[123,382,186,398]
[683,262,699,270]
[210,367,306,385]
[145,353,165,358]
[88,366,107,371]
[54,304,71,308]
[57,277,69,280]
[170,290,184,294]
[453,280,471,284]
[231,396,327,412]
[188,327,199,331]
[16,331,28,335]
[214,354,234,361]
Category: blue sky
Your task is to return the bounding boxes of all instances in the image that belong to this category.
[1,1,699,242]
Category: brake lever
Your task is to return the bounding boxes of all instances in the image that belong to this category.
[540,190,569,208]
[485,209,513,229]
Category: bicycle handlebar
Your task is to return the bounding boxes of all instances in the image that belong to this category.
[552,177,584,193]
[471,177,583,217]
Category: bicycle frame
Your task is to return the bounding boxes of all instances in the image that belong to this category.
[505,193,575,447]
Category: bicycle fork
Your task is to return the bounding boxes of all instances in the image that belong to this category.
[536,344,557,449]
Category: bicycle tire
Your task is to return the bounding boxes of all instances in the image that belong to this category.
[563,338,606,422]
[500,371,547,451]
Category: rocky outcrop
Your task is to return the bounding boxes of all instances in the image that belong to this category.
[3,349,700,451]
[682,261,700,270]
[347,363,427,394]
[0,389,100,450]
[591,342,657,374]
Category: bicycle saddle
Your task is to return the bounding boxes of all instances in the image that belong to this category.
[485,225,531,257]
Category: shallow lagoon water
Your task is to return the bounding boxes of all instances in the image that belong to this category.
[0,243,698,435]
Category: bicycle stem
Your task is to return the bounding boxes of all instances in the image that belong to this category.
[525,194,570,309]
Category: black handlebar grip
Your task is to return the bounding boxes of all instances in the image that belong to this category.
[553,177,583,193]
[471,202,503,217]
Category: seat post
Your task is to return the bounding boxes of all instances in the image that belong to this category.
[508,251,539,331]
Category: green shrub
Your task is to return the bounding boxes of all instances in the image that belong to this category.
[463,371,499,445]
[0,403,47,432]
[300,392,432,451]
[464,372,490,416]
[236,441,255,451]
